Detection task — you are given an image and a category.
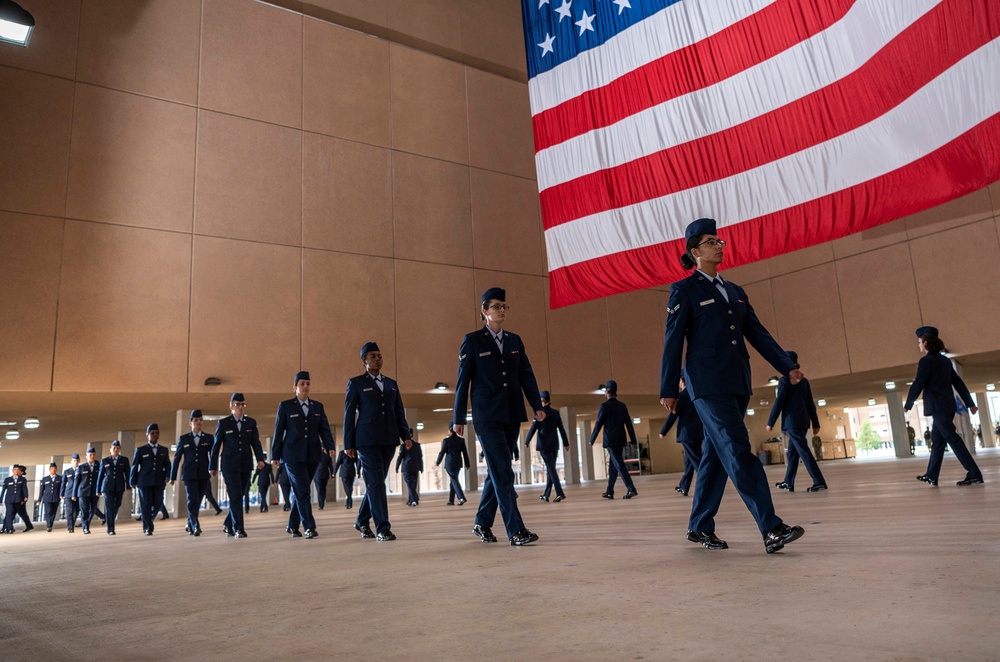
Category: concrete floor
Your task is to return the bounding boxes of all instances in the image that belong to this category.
[1,451,998,661]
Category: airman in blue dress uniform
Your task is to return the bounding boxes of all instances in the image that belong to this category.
[37,463,62,531]
[590,381,639,499]
[213,394,265,538]
[436,423,470,506]
[396,435,423,507]
[73,447,101,534]
[660,218,805,554]
[767,351,827,493]
[453,287,543,546]
[129,424,171,536]
[60,454,80,533]
[905,327,984,487]
[97,440,130,535]
[525,391,570,502]
[659,376,704,497]
[172,410,215,536]
[332,449,358,509]
[2,465,32,533]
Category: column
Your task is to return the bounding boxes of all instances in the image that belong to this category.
[952,362,977,455]
[579,420,594,481]
[560,406,580,485]
[170,410,186,516]
[116,430,141,521]
[885,391,910,459]
[465,421,478,492]
[520,429,532,485]
[975,393,996,448]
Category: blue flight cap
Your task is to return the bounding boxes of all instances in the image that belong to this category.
[190,409,203,419]
[482,287,506,304]
[685,217,717,241]
[230,393,245,403]
[71,453,80,459]
[786,351,798,364]
[448,422,455,431]
[146,423,158,433]
[360,342,380,358]
[111,440,121,447]
[86,447,96,454]
[294,371,310,383]
[916,326,938,338]
[605,379,618,393]
[540,390,550,400]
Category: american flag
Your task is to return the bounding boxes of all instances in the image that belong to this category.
[522,0,1000,308]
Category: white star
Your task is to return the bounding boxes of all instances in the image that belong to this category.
[575,9,596,36]
[613,0,631,14]
[537,32,556,57]
[539,0,550,8]
[555,0,572,22]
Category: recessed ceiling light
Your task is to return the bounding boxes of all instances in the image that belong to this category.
[746,409,755,416]
[432,408,452,413]
[434,382,448,391]
[885,381,896,390]
[416,422,425,430]
[987,384,996,391]
[24,417,39,429]
[632,417,640,424]
[5,430,19,440]
[868,398,877,406]
[817,399,827,406]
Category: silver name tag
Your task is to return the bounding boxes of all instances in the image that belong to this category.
[700,299,715,306]
[479,351,491,357]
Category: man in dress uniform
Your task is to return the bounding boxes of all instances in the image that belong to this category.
[61,454,80,532]
[659,376,704,497]
[344,344,413,541]
[332,449,358,509]
[272,374,335,539]
[589,380,639,500]
[313,451,334,510]
[172,410,215,536]
[97,441,130,535]
[396,435,423,507]
[73,447,101,534]
[767,351,827,493]
[212,394,265,539]
[660,217,805,554]
[253,454,273,513]
[129,424,171,536]
[1,465,32,533]
[453,287,544,546]
[37,463,62,531]
[526,391,571,503]
[436,423,470,506]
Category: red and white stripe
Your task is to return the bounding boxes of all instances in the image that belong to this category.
[535,0,1000,308]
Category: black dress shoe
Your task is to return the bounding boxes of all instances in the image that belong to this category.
[457,498,466,506]
[473,524,497,543]
[225,527,236,538]
[601,493,614,499]
[675,486,687,495]
[46,527,52,532]
[184,524,191,533]
[100,519,106,525]
[554,495,565,502]
[108,531,116,536]
[194,528,201,537]
[144,530,153,536]
[446,501,455,506]
[235,530,248,538]
[83,528,90,535]
[806,483,828,492]
[764,523,805,554]
[623,490,638,499]
[376,530,396,541]
[539,495,549,502]
[288,527,303,538]
[354,523,375,539]
[957,477,984,486]
[775,481,794,492]
[304,529,318,539]
[160,513,170,520]
[687,530,728,550]
[916,475,939,486]
[509,529,539,546]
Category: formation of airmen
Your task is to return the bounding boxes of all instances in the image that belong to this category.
[2,224,988,551]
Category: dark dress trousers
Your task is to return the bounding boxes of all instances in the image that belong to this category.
[273,398,335,532]
[526,406,570,499]
[590,397,638,496]
[60,468,78,532]
[73,460,101,532]
[253,463,273,511]
[212,415,264,534]
[333,450,358,508]
[275,464,292,510]
[453,327,543,538]
[129,443,171,534]
[396,440,423,505]
[436,433,470,504]
[171,431,214,532]
[97,455,130,534]
[37,473,62,529]
[313,452,334,510]
[660,387,704,494]
[660,271,796,537]
[2,475,31,532]
[344,372,411,535]
[767,377,825,488]
[905,351,983,482]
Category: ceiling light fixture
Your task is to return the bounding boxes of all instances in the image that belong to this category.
[767,376,779,385]
[204,377,222,386]
[416,422,425,430]
[746,408,755,416]
[0,1,34,47]
[632,417,640,424]
[817,399,827,406]
[24,417,39,429]
[885,381,896,390]
[987,384,996,392]
[867,398,877,406]
[5,429,19,440]
[434,382,448,391]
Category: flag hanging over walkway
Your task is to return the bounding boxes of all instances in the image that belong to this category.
[522,0,1000,308]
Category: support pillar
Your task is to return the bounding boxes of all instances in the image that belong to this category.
[561,407,580,485]
[579,420,594,481]
[975,393,996,448]
[885,391,910,459]
[171,410,186,517]
[520,429,532,485]
[953,362,977,455]
[464,421,478,492]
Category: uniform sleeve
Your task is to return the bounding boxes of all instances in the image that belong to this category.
[524,419,540,446]
[905,356,930,410]
[461,440,471,468]
[317,404,335,454]
[334,452,345,473]
[210,422,224,472]
[739,288,796,377]
[661,413,676,436]
[590,404,606,445]
[129,450,140,486]
[624,405,638,444]
[170,439,184,481]
[96,463,107,491]
[394,386,411,443]
[343,381,360,450]
[555,413,570,447]
[951,367,976,410]
[804,379,820,428]
[271,404,287,462]
[660,283,689,399]
[452,335,474,425]
[767,379,789,428]
[250,421,264,464]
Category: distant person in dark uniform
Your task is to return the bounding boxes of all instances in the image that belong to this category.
[275,463,292,511]
[129,424,171,536]
[905,327,984,487]
[37,463,62,532]
[333,449,358,509]
[660,217,805,554]
[906,423,917,456]
[1,465,32,533]
[253,455,273,512]
[212,394,266,538]
[61,454,80,533]
[767,351,827,493]
[453,287,543,546]
[396,434,423,507]
[73,447,101,534]
[590,380,639,500]
[659,376,704,497]
[344,343,413,541]
[525,390,570,502]
[923,426,932,451]
[97,441,130,535]
[313,451,334,510]
[171,410,215,536]
[272,373,336,540]
[437,423,470,506]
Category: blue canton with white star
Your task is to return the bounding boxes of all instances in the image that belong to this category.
[522,0,683,79]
